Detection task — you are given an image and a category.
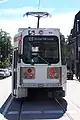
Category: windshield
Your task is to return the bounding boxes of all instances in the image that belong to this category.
[0,69,5,72]
[23,36,59,64]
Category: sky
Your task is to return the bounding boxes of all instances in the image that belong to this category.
[0,0,79,43]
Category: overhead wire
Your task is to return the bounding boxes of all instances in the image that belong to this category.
[38,0,40,11]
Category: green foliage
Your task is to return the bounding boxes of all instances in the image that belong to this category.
[66,45,72,58]
[66,35,73,59]
[0,58,8,68]
[0,29,12,67]
[65,35,74,68]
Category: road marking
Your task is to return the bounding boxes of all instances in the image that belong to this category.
[7,109,78,115]
[2,96,13,116]
[21,110,64,114]
[43,110,64,113]
[8,111,19,115]
[22,111,42,114]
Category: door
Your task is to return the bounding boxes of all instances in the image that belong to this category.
[12,48,18,95]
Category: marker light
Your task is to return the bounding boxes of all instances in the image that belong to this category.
[47,67,59,79]
[22,67,35,79]
[39,30,43,35]
[27,68,32,73]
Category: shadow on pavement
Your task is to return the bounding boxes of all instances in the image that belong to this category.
[0,92,68,120]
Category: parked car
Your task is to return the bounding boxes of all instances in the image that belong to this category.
[4,69,10,77]
[8,67,12,76]
[0,69,6,79]
[67,69,73,80]
[0,68,10,79]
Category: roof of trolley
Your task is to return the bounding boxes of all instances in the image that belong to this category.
[18,28,60,32]
[14,12,61,38]
[14,28,60,37]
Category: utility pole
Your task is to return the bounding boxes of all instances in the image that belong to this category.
[38,0,40,11]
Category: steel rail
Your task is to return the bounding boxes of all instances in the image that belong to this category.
[54,97,74,120]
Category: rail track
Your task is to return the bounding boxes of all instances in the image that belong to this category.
[54,97,74,120]
[1,95,80,120]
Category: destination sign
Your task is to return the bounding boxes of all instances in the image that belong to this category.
[27,36,58,41]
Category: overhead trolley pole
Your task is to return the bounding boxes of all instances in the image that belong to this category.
[23,12,51,28]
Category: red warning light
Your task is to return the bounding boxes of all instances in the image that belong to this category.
[49,67,55,73]
[29,73,33,79]
[27,68,32,73]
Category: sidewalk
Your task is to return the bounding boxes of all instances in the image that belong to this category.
[73,74,77,80]
[66,76,80,107]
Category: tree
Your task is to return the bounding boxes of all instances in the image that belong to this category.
[65,35,74,70]
[0,29,12,67]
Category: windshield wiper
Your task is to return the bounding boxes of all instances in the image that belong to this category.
[38,54,50,65]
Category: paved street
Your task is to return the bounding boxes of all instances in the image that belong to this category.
[0,77,80,119]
